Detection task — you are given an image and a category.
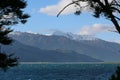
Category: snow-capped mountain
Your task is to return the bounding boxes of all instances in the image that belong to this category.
[52,31,98,41]
[9,31,120,62]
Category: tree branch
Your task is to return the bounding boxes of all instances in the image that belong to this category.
[57,0,89,17]
[57,1,79,17]
[114,0,120,7]
[114,16,120,21]
[111,7,120,13]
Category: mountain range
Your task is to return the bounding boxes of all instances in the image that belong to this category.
[3,31,120,62]
[2,40,100,62]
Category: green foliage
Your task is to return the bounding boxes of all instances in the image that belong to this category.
[0,0,29,72]
[109,66,120,80]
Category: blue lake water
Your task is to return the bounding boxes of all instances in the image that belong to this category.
[0,63,120,80]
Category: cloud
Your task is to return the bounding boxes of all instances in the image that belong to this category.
[78,24,114,35]
[114,40,120,44]
[40,0,88,16]
[40,0,116,16]
[40,0,74,15]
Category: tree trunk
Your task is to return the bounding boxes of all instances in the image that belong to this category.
[110,14,120,34]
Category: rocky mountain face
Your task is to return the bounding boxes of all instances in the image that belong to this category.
[8,31,120,62]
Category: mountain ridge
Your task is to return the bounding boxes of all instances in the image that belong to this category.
[52,30,99,41]
[2,40,101,62]
[9,31,120,62]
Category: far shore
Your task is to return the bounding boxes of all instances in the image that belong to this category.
[20,62,120,64]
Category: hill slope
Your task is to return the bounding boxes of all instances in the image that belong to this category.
[9,31,120,62]
[2,40,101,62]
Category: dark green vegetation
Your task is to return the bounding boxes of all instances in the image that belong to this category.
[109,66,120,80]
[0,0,29,72]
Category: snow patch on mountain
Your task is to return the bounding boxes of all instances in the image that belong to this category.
[10,31,22,36]
[9,31,120,62]
[52,31,99,41]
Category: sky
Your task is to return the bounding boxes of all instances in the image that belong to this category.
[11,0,120,43]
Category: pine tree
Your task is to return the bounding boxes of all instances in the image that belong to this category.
[0,0,29,72]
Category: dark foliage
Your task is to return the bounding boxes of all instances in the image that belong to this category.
[0,53,18,72]
[109,66,120,80]
[0,0,29,72]
[57,0,120,34]
[0,0,29,26]
[0,27,13,45]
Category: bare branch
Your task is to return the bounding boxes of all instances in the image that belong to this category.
[57,0,89,17]
[111,7,120,13]
[57,1,79,17]
[114,16,120,21]
[108,29,118,33]
[114,0,120,7]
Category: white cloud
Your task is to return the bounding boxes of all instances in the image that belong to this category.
[78,24,114,35]
[40,0,117,16]
[115,40,120,44]
[40,0,88,16]
[40,0,74,15]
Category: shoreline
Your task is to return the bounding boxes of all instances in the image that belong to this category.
[20,62,120,64]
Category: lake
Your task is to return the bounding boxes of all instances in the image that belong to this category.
[0,63,120,80]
